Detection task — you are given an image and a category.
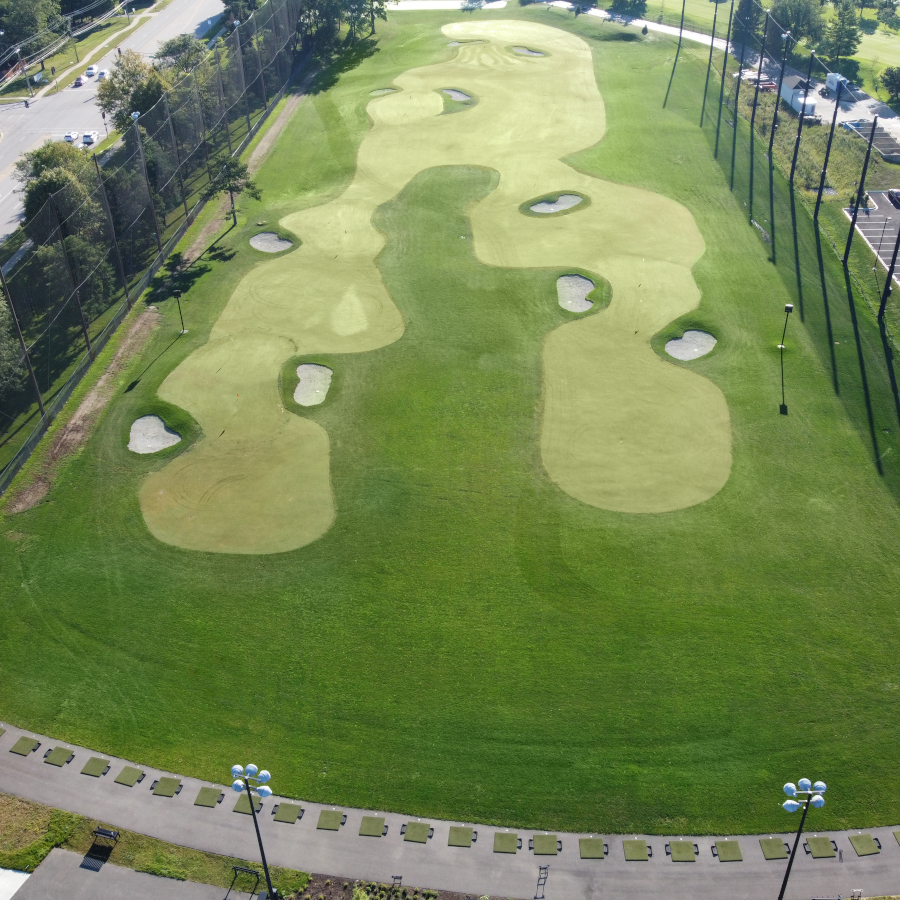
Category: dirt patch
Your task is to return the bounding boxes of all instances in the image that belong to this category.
[4,308,161,515]
[247,85,310,172]
[300,873,516,900]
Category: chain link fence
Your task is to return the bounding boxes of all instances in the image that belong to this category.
[0,0,304,493]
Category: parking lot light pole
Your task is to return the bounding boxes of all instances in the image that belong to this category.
[777,779,826,900]
[231,764,278,899]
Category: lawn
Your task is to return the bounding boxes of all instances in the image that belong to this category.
[2,4,900,839]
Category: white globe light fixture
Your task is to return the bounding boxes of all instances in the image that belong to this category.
[777,777,828,900]
[230,762,279,898]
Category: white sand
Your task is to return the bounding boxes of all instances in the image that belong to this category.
[513,46,544,56]
[294,364,333,406]
[128,416,181,454]
[557,275,594,312]
[530,194,582,214]
[250,232,293,253]
[370,88,397,95]
[443,89,471,101]
[665,330,717,360]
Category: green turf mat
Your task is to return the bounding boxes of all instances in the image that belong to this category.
[233,793,262,814]
[114,765,143,787]
[668,840,695,862]
[448,826,473,847]
[848,834,880,856]
[43,746,71,766]
[153,776,181,797]
[317,810,343,830]
[623,840,649,861]
[81,756,109,777]
[579,838,605,859]
[760,838,788,860]
[404,822,431,843]
[714,840,742,861]
[9,737,38,756]
[533,834,558,855]
[806,836,836,858]
[360,816,385,837]
[494,832,518,853]
[274,803,302,824]
[194,787,221,807]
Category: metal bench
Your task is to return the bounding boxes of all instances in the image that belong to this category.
[92,827,119,845]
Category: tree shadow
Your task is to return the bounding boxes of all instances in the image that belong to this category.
[813,224,841,395]
[310,38,381,95]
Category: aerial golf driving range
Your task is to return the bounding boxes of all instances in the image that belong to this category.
[2,3,900,838]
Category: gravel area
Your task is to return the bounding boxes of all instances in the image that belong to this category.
[128,416,181,454]
[530,194,582,213]
[665,330,717,360]
[294,364,333,406]
[249,232,293,253]
[513,46,544,56]
[557,274,594,312]
[442,89,471,101]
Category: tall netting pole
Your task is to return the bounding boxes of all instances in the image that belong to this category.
[748,13,770,223]
[133,122,164,253]
[700,0,721,127]
[163,95,190,218]
[814,80,843,222]
[730,37,747,190]
[714,0,736,158]
[844,117,878,264]
[789,51,816,186]
[93,155,132,308]
[0,267,45,419]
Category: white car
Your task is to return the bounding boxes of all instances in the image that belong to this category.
[63,131,79,143]
[82,131,99,146]
[98,69,109,80]
[85,65,98,77]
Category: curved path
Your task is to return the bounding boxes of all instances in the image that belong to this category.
[141,19,731,554]
[0,721,896,900]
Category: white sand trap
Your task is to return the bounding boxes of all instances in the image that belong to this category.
[530,194,583,214]
[129,415,181,454]
[294,364,333,406]
[557,275,594,313]
[513,46,544,56]
[370,88,397,95]
[665,330,717,360]
[250,232,293,253]
[443,89,471,101]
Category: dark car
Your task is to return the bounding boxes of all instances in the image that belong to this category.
[888,189,900,209]
[73,76,84,87]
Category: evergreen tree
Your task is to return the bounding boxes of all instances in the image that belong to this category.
[824,0,861,66]
[732,0,763,48]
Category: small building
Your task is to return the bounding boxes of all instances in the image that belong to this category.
[780,75,817,116]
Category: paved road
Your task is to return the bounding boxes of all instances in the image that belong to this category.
[0,0,223,243]
[13,848,253,900]
[0,721,898,900]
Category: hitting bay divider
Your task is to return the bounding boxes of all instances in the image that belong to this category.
[0,721,897,899]
[142,19,732,554]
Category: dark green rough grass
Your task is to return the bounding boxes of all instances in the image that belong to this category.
[2,7,900,838]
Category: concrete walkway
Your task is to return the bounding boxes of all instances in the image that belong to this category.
[13,848,253,900]
[0,722,898,900]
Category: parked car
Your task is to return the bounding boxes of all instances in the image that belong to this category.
[888,189,900,209]
[82,131,99,146]
[98,69,109,80]
[85,65,98,77]
[63,131,79,142]
[73,76,84,87]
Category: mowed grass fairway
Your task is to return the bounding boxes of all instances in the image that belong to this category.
[2,6,900,835]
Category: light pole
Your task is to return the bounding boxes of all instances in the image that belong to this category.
[778,303,793,415]
[876,216,892,270]
[173,288,186,333]
[231,764,278,899]
[777,778,827,900]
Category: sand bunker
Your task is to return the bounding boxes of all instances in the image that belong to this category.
[370,88,397,95]
[443,89,472,101]
[294,364,333,406]
[129,416,181,454]
[513,46,544,56]
[250,232,293,253]
[665,330,717,360]
[531,194,583,214]
[557,275,594,313]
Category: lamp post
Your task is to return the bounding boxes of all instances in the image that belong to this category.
[777,778,827,900]
[173,288,186,333]
[876,216,892,270]
[231,763,278,899]
[778,303,793,415]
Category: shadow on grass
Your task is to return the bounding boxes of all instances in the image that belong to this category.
[309,37,380,95]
